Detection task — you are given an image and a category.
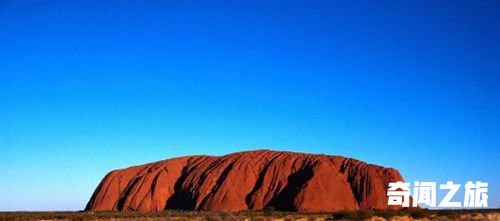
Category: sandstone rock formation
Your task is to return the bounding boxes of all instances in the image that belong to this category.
[85,150,405,212]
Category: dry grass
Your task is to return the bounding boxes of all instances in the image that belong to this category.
[0,209,498,221]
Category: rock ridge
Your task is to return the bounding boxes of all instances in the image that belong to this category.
[85,149,404,212]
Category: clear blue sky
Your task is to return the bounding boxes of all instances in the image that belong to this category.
[1,0,499,211]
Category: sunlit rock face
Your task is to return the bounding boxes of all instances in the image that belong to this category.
[85,149,404,212]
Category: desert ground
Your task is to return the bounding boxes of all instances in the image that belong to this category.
[0,209,498,221]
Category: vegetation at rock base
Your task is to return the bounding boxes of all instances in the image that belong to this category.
[0,209,498,221]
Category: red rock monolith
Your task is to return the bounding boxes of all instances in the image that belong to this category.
[85,150,405,212]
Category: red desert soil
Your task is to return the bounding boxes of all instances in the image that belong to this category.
[86,150,404,212]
